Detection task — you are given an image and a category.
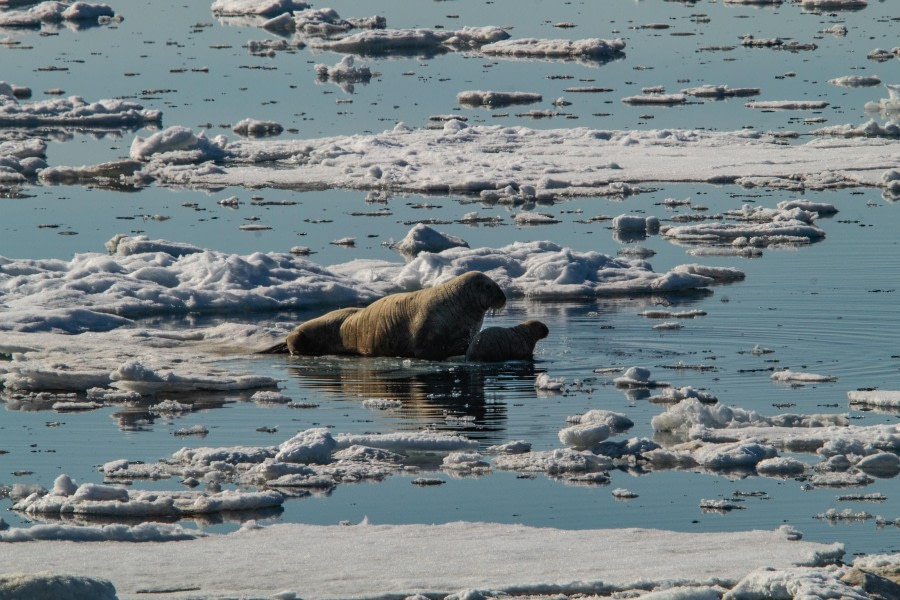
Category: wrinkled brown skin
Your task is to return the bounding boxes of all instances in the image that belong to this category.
[465,320,549,362]
[269,272,507,360]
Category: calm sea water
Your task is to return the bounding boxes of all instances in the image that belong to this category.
[1,0,898,558]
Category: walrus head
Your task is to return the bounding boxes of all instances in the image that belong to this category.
[521,320,550,341]
[456,271,506,311]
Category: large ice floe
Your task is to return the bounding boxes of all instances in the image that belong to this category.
[0,227,737,396]
[308,26,511,55]
[3,417,885,598]
[0,520,854,599]
[46,123,898,196]
[0,85,161,128]
[0,229,735,336]
[0,1,119,28]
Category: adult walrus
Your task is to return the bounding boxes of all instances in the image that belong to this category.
[264,271,506,360]
[465,320,549,362]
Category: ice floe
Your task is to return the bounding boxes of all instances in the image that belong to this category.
[828,75,882,88]
[0,1,118,28]
[210,0,309,17]
[479,37,626,62]
[41,123,898,197]
[309,26,510,55]
[232,118,283,137]
[681,85,760,98]
[848,390,900,409]
[0,92,160,128]
[0,521,852,599]
[746,100,830,110]
[771,369,838,384]
[314,55,373,91]
[457,91,543,108]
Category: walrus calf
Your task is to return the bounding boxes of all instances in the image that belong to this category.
[266,271,507,360]
[465,320,549,362]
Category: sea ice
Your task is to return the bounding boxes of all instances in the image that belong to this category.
[457,91,543,108]
[0,93,160,127]
[770,369,838,384]
[480,37,626,60]
[309,26,509,54]
[210,0,310,17]
[388,223,469,258]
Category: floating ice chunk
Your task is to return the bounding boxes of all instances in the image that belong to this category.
[855,453,900,477]
[494,448,613,474]
[848,389,900,408]
[649,386,718,404]
[281,8,384,36]
[315,55,373,86]
[828,75,881,87]
[651,398,848,434]
[251,391,292,404]
[535,372,565,391]
[389,223,468,258]
[693,440,777,469]
[361,398,402,410]
[175,425,209,437]
[612,214,660,233]
[800,0,867,8]
[0,1,117,27]
[756,456,807,475]
[568,409,634,432]
[275,428,336,464]
[727,566,868,600]
[232,118,283,137]
[700,499,745,511]
[457,91,542,108]
[480,37,625,59]
[62,2,115,20]
[813,119,900,139]
[485,440,531,454]
[746,100,829,110]
[614,366,666,388]
[622,94,686,105]
[51,474,78,496]
[110,360,277,394]
[0,94,160,127]
[334,431,479,453]
[0,521,202,542]
[663,219,825,246]
[442,452,490,472]
[771,369,838,384]
[211,0,310,17]
[681,85,760,98]
[611,488,638,499]
[776,199,838,215]
[558,422,611,450]
[310,26,509,54]
[130,126,227,162]
[0,573,117,599]
[514,211,559,225]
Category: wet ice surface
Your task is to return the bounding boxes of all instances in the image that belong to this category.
[1,0,900,597]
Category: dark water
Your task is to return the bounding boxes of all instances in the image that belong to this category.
[1,0,898,560]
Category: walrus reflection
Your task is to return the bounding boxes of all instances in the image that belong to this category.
[285,357,539,440]
[263,272,507,360]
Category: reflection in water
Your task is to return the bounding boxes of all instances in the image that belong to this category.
[285,356,542,443]
[20,506,284,528]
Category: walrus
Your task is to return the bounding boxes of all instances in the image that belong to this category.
[465,320,549,362]
[263,271,507,360]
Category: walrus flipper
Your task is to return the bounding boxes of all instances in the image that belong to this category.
[259,341,289,354]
